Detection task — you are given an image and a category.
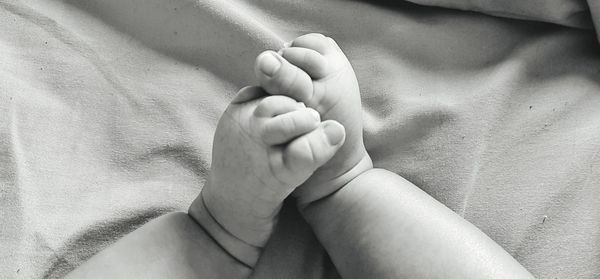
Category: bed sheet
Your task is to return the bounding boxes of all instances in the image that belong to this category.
[1,0,599,278]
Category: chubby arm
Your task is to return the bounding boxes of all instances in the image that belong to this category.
[301,168,534,279]
[65,212,251,279]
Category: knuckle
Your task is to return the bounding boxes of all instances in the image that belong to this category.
[301,50,312,64]
[280,115,298,135]
[289,137,314,166]
[307,53,328,74]
[306,108,320,122]
[260,96,274,106]
[254,105,266,117]
[255,98,273,116]
[299,109,318,127]
[259,122,273,139]
[286,68,302,92]
[294,33,324,46]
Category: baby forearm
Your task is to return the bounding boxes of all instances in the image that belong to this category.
[302,168,534,279]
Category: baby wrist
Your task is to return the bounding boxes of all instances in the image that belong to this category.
[188,191,262,268]
[295,153,373,209]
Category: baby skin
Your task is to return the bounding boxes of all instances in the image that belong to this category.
[189,33,372,267]
[66,33,533,279]
[189,86,346,266]
[191,33,533,278]
[254,33,373,205]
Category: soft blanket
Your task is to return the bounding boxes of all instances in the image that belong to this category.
[1,0,599,278]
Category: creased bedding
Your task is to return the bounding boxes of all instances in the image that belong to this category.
[1,0,599,278]
[407,0,600,44]
[406,0,593,28]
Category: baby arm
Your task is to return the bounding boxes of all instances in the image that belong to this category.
[301,169,535,279]
[254,33,534,278]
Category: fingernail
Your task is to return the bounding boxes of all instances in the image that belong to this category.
[323,122,344,145]
[309,109,320,122]
[259,52,281,76]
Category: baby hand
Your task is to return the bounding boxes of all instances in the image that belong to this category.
[254,34,372,206]
[189,86,345,266]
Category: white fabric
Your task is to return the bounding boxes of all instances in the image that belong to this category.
[1,0,599,278]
